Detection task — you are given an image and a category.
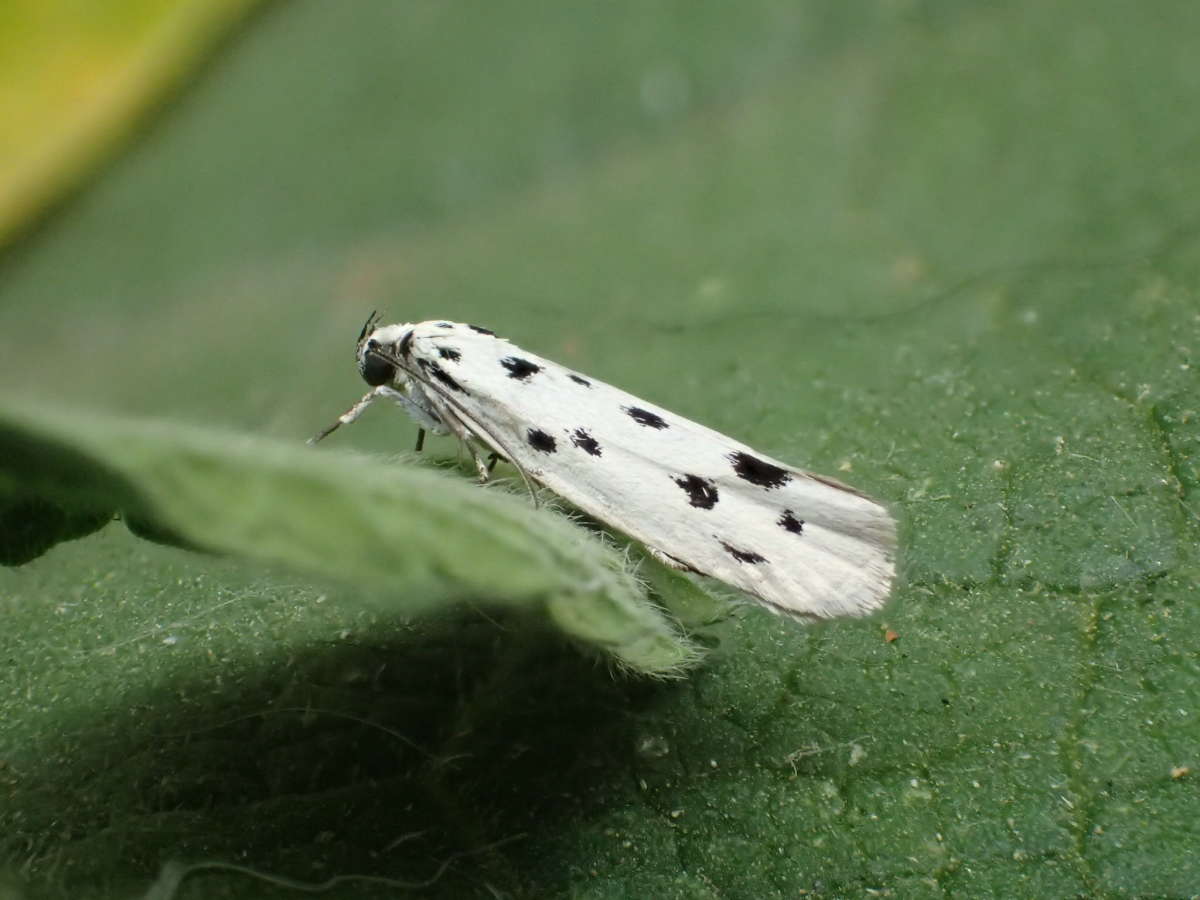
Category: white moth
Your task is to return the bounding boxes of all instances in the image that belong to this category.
[311,315,896,620]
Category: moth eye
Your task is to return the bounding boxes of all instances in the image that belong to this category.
[360,349,395,386]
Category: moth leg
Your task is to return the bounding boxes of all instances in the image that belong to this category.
[308,387,385,444]
[647,546,697,572]
[425,396,538,499]
[472,448,492,483]
[480,447,537,501]
[310,386,442,445]
[471,443,535,502]
[414,428,426,452]
[381,385,447,434]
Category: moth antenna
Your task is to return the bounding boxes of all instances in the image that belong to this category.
[357,310,381,344]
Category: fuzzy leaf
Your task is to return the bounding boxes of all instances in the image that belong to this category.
[0,402,698,676]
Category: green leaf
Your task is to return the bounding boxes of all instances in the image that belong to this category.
[0,401,700,677]
[3,1,1199,898]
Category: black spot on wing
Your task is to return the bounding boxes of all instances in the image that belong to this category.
[729,451,792,489]
[437,346,461,361]
[718,539,767,565]
[435,322,454,328]
[570,428,602,457]
[501,356,541,381]
[398,330,414,357]
[624,406,669,429]
[569,374,592,387]
[469,324,496,336]
[778,509,804,534]
[527,428,557,453]
[673,474,718,509]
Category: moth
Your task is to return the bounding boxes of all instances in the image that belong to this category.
[311,315,896,620]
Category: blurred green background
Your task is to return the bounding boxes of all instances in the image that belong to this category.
[2,1,1199,897]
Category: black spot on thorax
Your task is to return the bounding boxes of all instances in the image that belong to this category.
[673,474,718,509]
[624,406,668,429]
[729,451,792,489]
[527,428,557,453]
[501,356,541,380]
[571,428,602,457]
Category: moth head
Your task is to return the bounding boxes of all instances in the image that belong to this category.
[354,311,398,386]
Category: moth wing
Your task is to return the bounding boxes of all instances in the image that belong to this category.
[698,457,895,618]
[404,324,895,619]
